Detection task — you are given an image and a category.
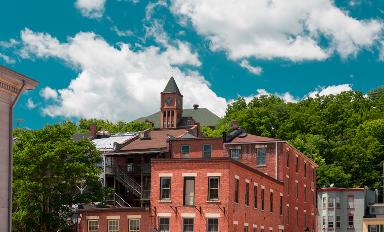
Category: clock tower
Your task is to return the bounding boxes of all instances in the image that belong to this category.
[160,77,183,128]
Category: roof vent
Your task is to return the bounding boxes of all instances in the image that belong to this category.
[193,104,199,109]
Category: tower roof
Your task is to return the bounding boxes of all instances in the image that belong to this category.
[163,77,181,95]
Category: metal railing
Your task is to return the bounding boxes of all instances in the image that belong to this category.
[107,193,131,207]
[114,167,142,198]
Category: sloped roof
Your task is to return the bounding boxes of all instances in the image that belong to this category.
[229,133,280,143]
[92,132,138,151]
[136,108,221,128]
[163,77,181,95]
[119,129,188,152]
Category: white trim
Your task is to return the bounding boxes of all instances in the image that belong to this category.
[157,213,171,217]
[244,223,249,226]
[304,184,307,187]
[182,173,197,177]
[86,216,99,220]
[253,224,257,228]
[270,189,274,192]
[207,173,222,177]
[286,175,289,178]
[295,207,298,210]
[205,213,220,218]
[245,179,250,183]
[233,221,238,225]
[278,225,285,230]
[303,210,307,213]
[295,180,298,183]
[234,175,239,180]
[254,182,258,186]
[107,215,120,219]
[280,193,283,196]
[159,173,173,177]
[269,227,273,230]
[261,185,265,189]
[127,215,142,219]
[286,204,290,207]
[260,226,265,229]
[181,213,195,218]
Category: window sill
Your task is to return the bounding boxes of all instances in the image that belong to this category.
[159,199,172,203]
[256,165,267,167]
[206,200,220,203]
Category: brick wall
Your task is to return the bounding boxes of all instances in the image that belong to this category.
[170,138,224,159]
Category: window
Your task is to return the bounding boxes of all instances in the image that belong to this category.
[253,227,257,232]
[279,196,283,215]
[160,177,171,200]
[261,189,265,210]
[286,152,289,167]
[295,157,299,172]
[207,218,218,232]
[322,216,326,227]
[269,192,273,212]
[304,162,307,177]
[286,206,290,225]
[88,220,99,232]
[348,214,354,227]
[348,196,354,209]
[183,218,194,232]
[295,209,298,226]
[181,145,190,158]
[254,186,258,208]
[336,197,341,208]
[328,216,334,228]
[203,144,212,158]
[235,178,239,203]
[369,225,379,232]
[129,219,140,232]
[231,149,241,161]
[184,177,195,206]
[159,217,170,232]
[304,213,307,227]
[108,220,119,232]
[328,197,334,208]
[257,148,266,165]
[322,196,327,209]
[336,216,340,228]
[295,183,298,199]
[304,186,307,202]
[208,177,219,201]
[245,182,250,206]
[244,225,249,232]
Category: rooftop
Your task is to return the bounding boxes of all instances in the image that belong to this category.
[163,76,181,95]
[92,132,138,152]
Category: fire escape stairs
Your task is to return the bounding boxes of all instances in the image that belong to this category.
[107,192,132,207]
[114,167,142,198]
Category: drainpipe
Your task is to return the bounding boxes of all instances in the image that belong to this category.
[8,80,26,232]
[275,142,278,180]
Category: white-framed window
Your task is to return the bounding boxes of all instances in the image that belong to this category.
[207,218,218,232]
[208,177,219,201]
[108,219,119,232]
[348,214,354,227]
[322,196,327,209]
[129,218,140,232]
[328,216,334,228]
[256,148,266,165]
[336,215,341,228]
[181,145,190,158]
[230,149,241,161]
[88,220,99,232]
[328,197,334,208]
[336,197,341,208]
[184,177,195,206]
[244,225,249,232]
[203,144,212,158]
[159,217,170,232]
[160,177,171,200]
[183,218,194,232]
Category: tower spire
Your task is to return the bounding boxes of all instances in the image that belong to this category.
[163,76,181,95]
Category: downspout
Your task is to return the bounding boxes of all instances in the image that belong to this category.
[275,141,278,180]
[8,80,26,232]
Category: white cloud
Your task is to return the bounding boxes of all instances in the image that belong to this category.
[75,0,106,19]
[0,53,16,64]
[26,98,37,109]
[111,26,134,37]
[307,84,352,98]
[244,89,299,103]
[0,39,19,49]
[20,28,227,121]
[239,60,262,75]
[171,0,383,61]
[40,87,59,101]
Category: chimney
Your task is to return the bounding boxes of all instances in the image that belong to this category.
[193,104,199,110]
[90,123,97,138]
[222,132,227,143]
[231,120,239,130]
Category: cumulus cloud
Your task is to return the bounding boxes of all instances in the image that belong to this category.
[171,0,383,61]
[243,89,299,103]
[307,84,352,98]
[0,39,19,49]
[0,53,16,64]
[20,28,227,121]
[26,98,37,109]
[40,87,59,101]
[75,0,106,18]
[239,60,262,75]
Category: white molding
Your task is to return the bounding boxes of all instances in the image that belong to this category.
[207,173,222,177]
[159,173,173,177]
[158,213,171,217]
[233,221,238,225]
[254,182,258,186]
[245,179,250,183]
[182,173,197,177]
[234,175,239,180]
[205,213,220,218]
[86,216,99,220]
[181,213,195,218]
[107,215,120,219]
[127,215,142,219]
[270,189,274,192]
[244,223,249,226]
[253,224,257,228]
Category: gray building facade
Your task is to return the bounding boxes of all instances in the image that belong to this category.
[317,188,376,232]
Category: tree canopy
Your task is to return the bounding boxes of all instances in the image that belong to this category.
[12,122,108,232]
[203,88,384,189]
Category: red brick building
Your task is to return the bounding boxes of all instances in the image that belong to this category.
[77,77,317,232]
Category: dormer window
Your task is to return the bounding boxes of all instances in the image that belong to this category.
[230,148,241,161]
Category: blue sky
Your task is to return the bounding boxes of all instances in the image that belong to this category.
[1,0,383,129]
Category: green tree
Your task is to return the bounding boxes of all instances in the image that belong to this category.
[78,118,152,133]
[12,122,107,232]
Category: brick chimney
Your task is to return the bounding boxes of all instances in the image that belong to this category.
[90,123,97,139]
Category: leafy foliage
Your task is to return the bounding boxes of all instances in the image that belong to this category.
[78,118,152,133]
[204,88,384,189]
[12,122,108,232]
